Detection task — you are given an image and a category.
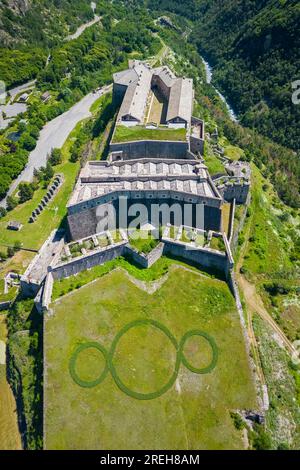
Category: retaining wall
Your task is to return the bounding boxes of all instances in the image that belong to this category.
[162,239,230,276]
[51,243,126,280]
[124,243,165,268]
[67,196,222,241]
[231,192,251,253]
[110,140,189,160]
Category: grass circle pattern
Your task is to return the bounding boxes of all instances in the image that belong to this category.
[69,342,109,388]
[108,319,180,400]
[180,330,218,374]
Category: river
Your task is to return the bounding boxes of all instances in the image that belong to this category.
[0,85,112,208]
[202,58,238,123]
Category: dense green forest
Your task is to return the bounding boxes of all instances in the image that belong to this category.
[0,0,94,46]
[149,0,300,152]
[0,2,160,200]
[0,0,95,87]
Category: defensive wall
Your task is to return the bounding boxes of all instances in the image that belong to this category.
[67,194,222,241]
[35,229,234,312]
[109,139,189,160]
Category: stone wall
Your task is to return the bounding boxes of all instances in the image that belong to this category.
[231,191,251,253]
[51,243,126,280]
[190,135,204,156]
[124,242,165,268]
[162,239,230,275]
[67,196,222,241]
[110,140,189,160]
[218,181,250,204]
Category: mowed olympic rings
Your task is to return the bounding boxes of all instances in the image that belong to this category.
[69,319,218,399]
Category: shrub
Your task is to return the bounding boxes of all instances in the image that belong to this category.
[6,195,18,211]
[252,426,272,450]
[0,207,7,218]
[49,148,62,166]
[19,182,34,203]
[230,412,244,430]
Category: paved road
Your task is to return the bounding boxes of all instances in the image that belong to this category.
[65,15,101,41]
[0,84,112,208]
[7,80,36,102]
[0,79,36,130]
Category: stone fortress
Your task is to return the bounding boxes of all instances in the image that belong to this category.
[110,60,205,159]
[20,61,251,310]
[67,61,220,241]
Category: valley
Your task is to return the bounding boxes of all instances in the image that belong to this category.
[0,0,299,453]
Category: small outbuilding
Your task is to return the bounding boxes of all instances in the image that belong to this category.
[41,91,51,103]
[7,220,23,231]
[19,93,29,103]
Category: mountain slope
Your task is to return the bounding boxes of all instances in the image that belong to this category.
[149,0,300,151]
[0,0,94,46]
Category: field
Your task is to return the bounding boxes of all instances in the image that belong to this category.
[45,267,257,450]
[112,125,187,143]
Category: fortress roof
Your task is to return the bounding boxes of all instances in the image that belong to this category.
[152,65,177,88]
[166,78,193,124]
[67,159,221,207]
[113,61,193,126]
[117,63,152,123]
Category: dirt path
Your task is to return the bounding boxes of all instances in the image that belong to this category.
[236,209,297,358]
[0,316,22,450]
[239,275,296,355]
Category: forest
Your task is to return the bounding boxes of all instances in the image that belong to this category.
[0,1,160,200]
[149,0,300,152]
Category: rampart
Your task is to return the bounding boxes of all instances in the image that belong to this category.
[109,139,189,160]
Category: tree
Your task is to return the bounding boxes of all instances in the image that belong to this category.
[14,240,22,251]
[6,195,18,211]
[49,148,62,166]
[19,182,34,203]
[0,207,7,218]
[7,246,15,258]
[19,133,36,151]
[252,426,272,450]
[43,162,54,182]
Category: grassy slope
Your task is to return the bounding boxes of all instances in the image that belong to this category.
[241,165,293,276]
[0,92,112,299]
[51,256,218,300]
[45,267,256,450]
[0,315,21,450]
[253,314,300,448]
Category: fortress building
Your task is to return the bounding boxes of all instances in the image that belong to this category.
[113,61,193,128]
[66,62,223,241]
[110,61,204,159]
[67,158,223,241]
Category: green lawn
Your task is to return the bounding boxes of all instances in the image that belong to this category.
[204,154,225,176]
[112,125,187,143]
[45,267,257,450]
[51,256,215,301]
[128,229,159,254]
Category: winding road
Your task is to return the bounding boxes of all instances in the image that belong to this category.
[0,84,112,208]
